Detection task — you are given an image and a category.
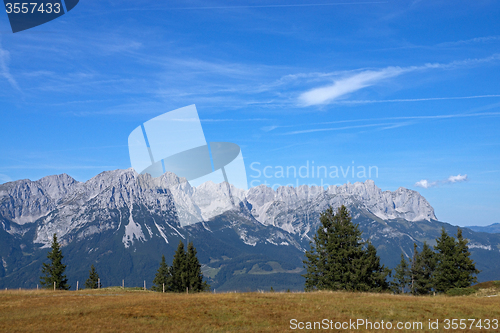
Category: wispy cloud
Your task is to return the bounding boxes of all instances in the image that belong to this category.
[173,2,389,10]
[415,174,468,189]
[0,164,117,170]
[298,67,406,106]
[274,111,500,135]
[297,54,500,106]
[282,122,397,135]
[0,42,21,92]
[332,94,500,105]
[438,36,500,47]
[0,174,11,183]
[261,125,280,132]
[201,118,272,122]
[107,2,389,12]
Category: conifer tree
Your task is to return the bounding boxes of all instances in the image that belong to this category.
[358,242,391,291]
[392,253,410,294]
[186,242,209,292]
[303,206,333,291]
[40,233,70,290]
[454,228,480,288]
[303,205,389,291]
[85,264,100,289]
[168,241,209,292]
[411,242,436,295]
[434,228,479,292]
[396,229,479,295]
[434,228,460,293]
[170,240,188,292]
[152,255,171,292]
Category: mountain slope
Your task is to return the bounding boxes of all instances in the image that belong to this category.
[1,169,499,290]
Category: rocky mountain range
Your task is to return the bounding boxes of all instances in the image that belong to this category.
[1,169,499,290]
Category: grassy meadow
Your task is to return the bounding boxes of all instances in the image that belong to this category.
[0,286,499,332]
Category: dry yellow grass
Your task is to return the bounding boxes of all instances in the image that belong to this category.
[0,288,499,332]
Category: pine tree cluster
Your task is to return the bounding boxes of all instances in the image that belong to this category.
[303,205,391,292]
[391,228,479,295]
[40,234,208,292]
[152,241,210,293]
[38,214,479,295]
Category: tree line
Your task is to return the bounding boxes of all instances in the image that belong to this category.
[39,234,208,292]
[303,205,479,294]
[392,228,479,295]
[40,206,479,294]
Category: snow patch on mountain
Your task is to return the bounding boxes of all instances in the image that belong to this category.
[154,219,169,244]
[0,169,437,248]
[122,206,146,248]
[468,243,493,251]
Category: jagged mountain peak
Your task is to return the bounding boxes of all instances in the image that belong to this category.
[1,170,436,247]
[0,172,80,225]
[2,170,499,290]
[243,179,436,227]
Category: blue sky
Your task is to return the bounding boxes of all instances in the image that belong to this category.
[1,0,499,226]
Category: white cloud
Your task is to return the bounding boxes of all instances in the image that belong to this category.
[152,2,389,10]
[415,174,468,189]
[415,179,437,189]
[0,42,21,92]
[261,125,279,132]
[282,122,395,135]
[332,94,500,105]
[447,174,468,183]
[0,174,12,184]
[298,67,406,106]
[438,36,500,47]
[297,54,500,106]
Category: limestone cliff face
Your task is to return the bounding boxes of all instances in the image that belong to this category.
[0,169,436,248]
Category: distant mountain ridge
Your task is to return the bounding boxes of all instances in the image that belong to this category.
[1,169,499,290]
[466,223,500,234]
[0,169,436,245]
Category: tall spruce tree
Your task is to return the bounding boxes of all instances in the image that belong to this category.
[434,228,479,292]
[170,240,188,292]
[152,255,171,292]
[186,242,209,292]
[303,205,389,291]
[411,242,436,295]
[434,228,460,293]
[454,228,479,288]
[40,233,70,290]
[392,253,410,294]
[85,265,100,289]
[358,242,391,291]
